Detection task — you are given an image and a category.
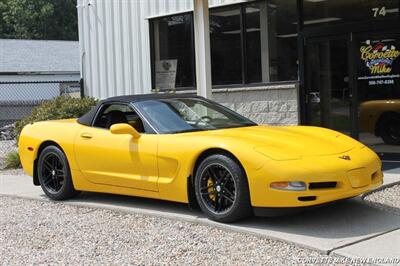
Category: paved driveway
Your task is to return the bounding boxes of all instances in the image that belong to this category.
[1,171,399,259]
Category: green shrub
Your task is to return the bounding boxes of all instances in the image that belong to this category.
[4,151,21,169]
[15,96,98,138]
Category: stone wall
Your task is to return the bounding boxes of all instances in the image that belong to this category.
[212,83,299,125]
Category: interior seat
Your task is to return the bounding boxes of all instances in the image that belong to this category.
[105,110,128,128]
[130,118,145,133]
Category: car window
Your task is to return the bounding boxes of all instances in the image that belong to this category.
[92,103,149,133]
[134,98,256,134]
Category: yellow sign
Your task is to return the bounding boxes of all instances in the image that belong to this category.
[360,41,400,75]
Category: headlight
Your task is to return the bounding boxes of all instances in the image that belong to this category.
[270,181,306,191]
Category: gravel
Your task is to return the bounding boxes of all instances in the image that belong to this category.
[364,184,400,214]
[0,196,337,265]
[0,168,25,175]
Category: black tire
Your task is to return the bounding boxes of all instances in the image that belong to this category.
[194,154,252,223]
[37,146,79,200]
[379,113,400,145]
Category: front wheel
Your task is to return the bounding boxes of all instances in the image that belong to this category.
[37,146,79,200]
[194,154,252,223]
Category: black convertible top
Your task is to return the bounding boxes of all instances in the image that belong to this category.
[78,93,202,126]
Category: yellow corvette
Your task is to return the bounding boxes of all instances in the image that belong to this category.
[359,99,400,145]
[19,95,383,222]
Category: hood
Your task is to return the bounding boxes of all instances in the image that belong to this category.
[208,125,358,160]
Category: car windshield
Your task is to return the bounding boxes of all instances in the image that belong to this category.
[134,98,257,134]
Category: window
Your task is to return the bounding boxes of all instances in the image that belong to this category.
[93,103,148,133]
[245,4,262,83]
[210,1,298,85]
[149,1,298,89]
[210,7,242,85]
[150,14,195,90]
[264,1,298,81]
[134,98,256,134]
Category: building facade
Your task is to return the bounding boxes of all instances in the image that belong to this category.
[0,39,81,127]
[77,0,400,159]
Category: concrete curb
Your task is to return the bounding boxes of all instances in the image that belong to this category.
[361,181,400,200]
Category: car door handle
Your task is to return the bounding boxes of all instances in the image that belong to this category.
[80,133,93,139]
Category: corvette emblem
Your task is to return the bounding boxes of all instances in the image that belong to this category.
[339,155,351,161]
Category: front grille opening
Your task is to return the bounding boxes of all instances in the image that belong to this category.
[309,182,337,190]
[298,196,316,202]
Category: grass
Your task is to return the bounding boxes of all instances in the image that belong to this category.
[4,151,21,169]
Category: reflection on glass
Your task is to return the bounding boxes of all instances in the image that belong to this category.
[306,38,350,134]
[358,37,400,154]
[209,0,298,85]
[245,3,262,83]
[360,100,400,145]
[210,7,242,85]
[134,98,256,134]
[245,1,298,83]
[266,0,298,81]
[151,14,194,88]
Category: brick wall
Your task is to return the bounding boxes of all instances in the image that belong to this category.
[212,83,299,125]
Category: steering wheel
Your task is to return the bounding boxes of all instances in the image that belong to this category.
[195,116,212,125]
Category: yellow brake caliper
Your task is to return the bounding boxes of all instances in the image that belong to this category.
[207,178,216,201]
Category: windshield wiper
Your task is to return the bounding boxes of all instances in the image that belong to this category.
[221,123,257,129]
[171,128,205,133]
[171,123,256,133]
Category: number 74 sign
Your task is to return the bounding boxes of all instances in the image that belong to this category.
[372,6,387,17]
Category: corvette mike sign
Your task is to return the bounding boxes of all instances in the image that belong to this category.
[358,38,400,86]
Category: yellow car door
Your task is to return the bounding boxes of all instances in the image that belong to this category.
[74,125,159,192]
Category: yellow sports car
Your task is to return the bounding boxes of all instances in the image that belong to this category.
[359,100,400,145]
[19,95,383,223]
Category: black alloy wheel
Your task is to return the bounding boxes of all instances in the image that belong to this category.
[199,163,237,214]
[38,146,79,200]
[195,154,252,223]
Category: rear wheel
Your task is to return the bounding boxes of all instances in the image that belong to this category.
[194,154,252,223]
[37,146,79,200]
[379,113,400,145]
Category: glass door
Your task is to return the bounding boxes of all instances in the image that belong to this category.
[355,31,400,156]
[305,35,355,136]
[304,31,400,158]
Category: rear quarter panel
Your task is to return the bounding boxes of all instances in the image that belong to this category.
[18,119,81,177]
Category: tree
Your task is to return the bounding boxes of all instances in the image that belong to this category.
[0,0,78,40]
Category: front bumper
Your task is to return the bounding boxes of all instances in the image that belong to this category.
[247,146,383,208]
